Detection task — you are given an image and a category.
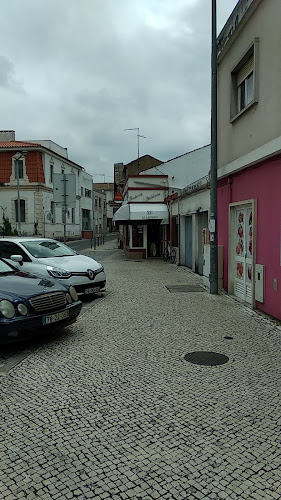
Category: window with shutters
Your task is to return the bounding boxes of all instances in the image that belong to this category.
[237,53,254,112]
[230,39,259,121]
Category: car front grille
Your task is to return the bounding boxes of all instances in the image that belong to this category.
[29,292,67,313]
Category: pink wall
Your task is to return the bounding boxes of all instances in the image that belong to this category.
[218,156,281,319]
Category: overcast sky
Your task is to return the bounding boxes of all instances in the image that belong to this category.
[0,0,238,182]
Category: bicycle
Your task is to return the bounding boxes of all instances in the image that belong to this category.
[163,241,177,264]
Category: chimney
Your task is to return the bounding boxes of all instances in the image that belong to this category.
[0,130,15,141]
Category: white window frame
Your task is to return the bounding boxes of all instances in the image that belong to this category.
[12,155,27,183]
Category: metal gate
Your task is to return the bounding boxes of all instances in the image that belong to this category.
[197,211,209,275]
[185,216,192,268]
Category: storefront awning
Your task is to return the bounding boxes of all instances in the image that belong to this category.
[113,203,169,223]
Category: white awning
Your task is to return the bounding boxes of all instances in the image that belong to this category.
[113,203,169,223]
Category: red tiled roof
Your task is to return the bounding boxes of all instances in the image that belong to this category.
[0,150,45,183]
[0,141,40,148]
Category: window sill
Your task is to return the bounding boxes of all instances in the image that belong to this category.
[230,98,258,124]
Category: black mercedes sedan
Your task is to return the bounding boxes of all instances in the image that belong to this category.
[0,257,82,342]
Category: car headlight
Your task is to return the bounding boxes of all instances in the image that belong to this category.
[66,293,72,304]
[69,286,78,302]
[96,265,104,274]
[46,266,72,279]
[17,303,28,316]
[0,300,15,319]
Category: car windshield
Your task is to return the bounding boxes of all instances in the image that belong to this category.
[21,240,78,259]
[0,258,15,274]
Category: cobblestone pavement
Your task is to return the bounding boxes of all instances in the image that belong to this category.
[0,239,281,500]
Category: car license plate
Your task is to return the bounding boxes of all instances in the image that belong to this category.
[42,310,69,325]
[85,286,100,294]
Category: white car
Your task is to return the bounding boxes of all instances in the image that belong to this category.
[0,237,106,296]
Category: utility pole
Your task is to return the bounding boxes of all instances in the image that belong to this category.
[63,173,67,244]
[15,151,28,236]
[16,157,21,236]
[210,0,218,294]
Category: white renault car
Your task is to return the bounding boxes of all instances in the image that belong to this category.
[0,237,106,296]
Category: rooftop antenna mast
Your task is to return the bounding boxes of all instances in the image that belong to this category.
[124,127,146,172]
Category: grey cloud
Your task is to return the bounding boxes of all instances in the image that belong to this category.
[0,56,25,92]
[0,0,238,180]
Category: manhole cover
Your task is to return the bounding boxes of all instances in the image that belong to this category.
[166,285,204,293]
[184,351,229,366]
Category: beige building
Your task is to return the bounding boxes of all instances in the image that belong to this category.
[217,0,281,175]
[93,182,115,232]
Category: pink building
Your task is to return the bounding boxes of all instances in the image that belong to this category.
[217,0,281,320]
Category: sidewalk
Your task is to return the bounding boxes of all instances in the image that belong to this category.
[0,241,280,500]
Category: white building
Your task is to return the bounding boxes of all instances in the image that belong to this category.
[0,131,93,240]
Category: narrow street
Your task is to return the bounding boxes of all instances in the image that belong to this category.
[0,237,281,500]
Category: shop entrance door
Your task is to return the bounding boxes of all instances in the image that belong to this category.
[147,223,161,257]
[234,205,253,303]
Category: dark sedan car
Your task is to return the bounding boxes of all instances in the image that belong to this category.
[0,258,82,342]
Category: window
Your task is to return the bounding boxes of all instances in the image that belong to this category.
[81,187,84,196]
[72,208,75,224]
[237,56,254,112]
[95,197,97,207]
[50,201,55,223]
[14,199,26,222]
[85,189,91,198]
[14,159,24,179]
[50,165,54,183]
[103,201,106,209]
[82,209,90,230]
[0,241,31,261]
[99,198,101,208]
[17,160,24,179]
[132,225,144,248]
[230,39,258,121]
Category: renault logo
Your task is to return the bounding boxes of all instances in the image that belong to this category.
[87,269,95,280]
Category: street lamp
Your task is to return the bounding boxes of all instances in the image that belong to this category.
[124,128,146,172]
[209,0,218,294]
[14,150,28,236]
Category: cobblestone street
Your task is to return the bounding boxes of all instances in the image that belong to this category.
[0,238,281,500]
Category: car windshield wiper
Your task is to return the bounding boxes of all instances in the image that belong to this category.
[0,271,16,276]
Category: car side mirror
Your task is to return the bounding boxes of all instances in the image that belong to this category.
[10,255,24,266]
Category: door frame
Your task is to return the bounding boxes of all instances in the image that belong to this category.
[228,199,257,308]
